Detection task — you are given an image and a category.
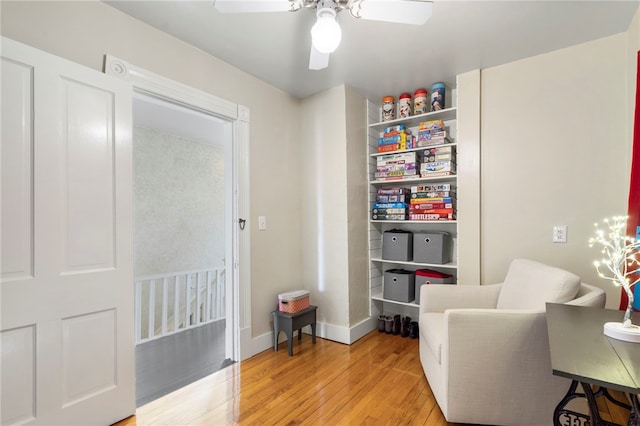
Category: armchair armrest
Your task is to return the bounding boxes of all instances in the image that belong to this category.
[420,283,502,313]
[565,282,606,307]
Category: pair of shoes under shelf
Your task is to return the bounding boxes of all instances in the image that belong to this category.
[392,315,402,335]
[400,316,411,337]
[384,316,394,334]
[409,321,419,339]
[377,315,386,332]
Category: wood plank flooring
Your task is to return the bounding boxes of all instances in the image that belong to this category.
[136,320,228,407]
[115,330,632,426]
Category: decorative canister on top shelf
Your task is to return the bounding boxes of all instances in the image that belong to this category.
[398,93,412,119]
[431,82,445,111]
[413,88,428,115]
[382,96,395,122]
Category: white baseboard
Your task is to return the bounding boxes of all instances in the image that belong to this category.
[239,316,378,360]
[239,326,267,361]
[348,316,378,343]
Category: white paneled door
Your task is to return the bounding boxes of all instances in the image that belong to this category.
[1,37,135,425]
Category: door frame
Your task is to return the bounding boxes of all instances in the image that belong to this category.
[104,55,250,362]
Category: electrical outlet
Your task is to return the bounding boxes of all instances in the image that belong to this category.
[553,225,567,243]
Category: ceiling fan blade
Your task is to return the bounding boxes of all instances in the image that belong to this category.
[309,45,330,70]
[214,0,296,13]
[352,0,433,25]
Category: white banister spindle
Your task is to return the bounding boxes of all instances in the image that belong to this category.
[216,269,223,319]
[206,270,212,322]
[213,272,218,318]
[162,277,169,335]
[196,272,202,325]
[148,279,156,339]
[174,275,180,332]
[135,280,142,343]
[185,274,192,326]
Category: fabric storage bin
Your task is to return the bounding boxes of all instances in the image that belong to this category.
[413,231,451,264]
[278,290,310,313]
[383,269,415,302]
[382,229,413,261]
[414,269,454,304]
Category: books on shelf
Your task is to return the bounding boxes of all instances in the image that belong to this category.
[376,118,457,153]
[371,185,457,222]
[409,212,456,221]
[374,145,457,181]
[378,126,413,152]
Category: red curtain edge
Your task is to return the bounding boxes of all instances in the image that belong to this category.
[622,50,640,311]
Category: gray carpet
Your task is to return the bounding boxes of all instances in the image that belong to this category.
[136,320,233,407]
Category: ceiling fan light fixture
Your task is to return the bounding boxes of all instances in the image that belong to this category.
[311,7,342,54]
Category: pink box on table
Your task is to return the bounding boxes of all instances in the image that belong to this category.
[278,290,310,313]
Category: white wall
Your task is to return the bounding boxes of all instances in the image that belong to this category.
[0,0,303,338]
[300,86,351,330]
[455,70,482,284]
[345,87,369,326]
[299,85,370,340]
[133,127,225,276]
[480,33,630,307]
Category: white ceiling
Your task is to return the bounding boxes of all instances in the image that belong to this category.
[133,93,228,143]
[105,0,639,100]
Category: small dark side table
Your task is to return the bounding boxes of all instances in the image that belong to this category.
[546,303,640,426]
[272,305,317,356]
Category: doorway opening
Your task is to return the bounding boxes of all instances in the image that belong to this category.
[132,93,235,406]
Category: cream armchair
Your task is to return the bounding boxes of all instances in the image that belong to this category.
[419,258,606,426]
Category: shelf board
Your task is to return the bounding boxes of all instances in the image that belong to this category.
[369,107,457,131]
[371,289,419,307]
[370,175,457,185]
[370,258,457,269]
[370,142,457,158]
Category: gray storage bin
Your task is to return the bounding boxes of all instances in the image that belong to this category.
[382,230,413,261]
[413,231,451,264]
[383,269,415,302]
[414,269,454,304]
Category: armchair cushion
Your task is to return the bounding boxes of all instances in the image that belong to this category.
[496,258,580,310]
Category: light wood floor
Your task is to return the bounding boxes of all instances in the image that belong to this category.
[115,330,632,426]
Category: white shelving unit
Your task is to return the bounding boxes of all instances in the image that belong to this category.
[367,104,459,316]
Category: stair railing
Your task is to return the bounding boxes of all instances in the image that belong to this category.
[134,267,225,344]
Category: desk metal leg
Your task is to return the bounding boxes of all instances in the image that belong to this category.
[582,383,621,426]
[553,381,629,426]
[554,380,589,426]
[593,387,632,411]
[629,393,639,426]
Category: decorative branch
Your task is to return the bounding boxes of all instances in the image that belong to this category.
[589,216,640,327]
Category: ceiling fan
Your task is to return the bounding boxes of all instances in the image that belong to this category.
[213,0,434,70]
